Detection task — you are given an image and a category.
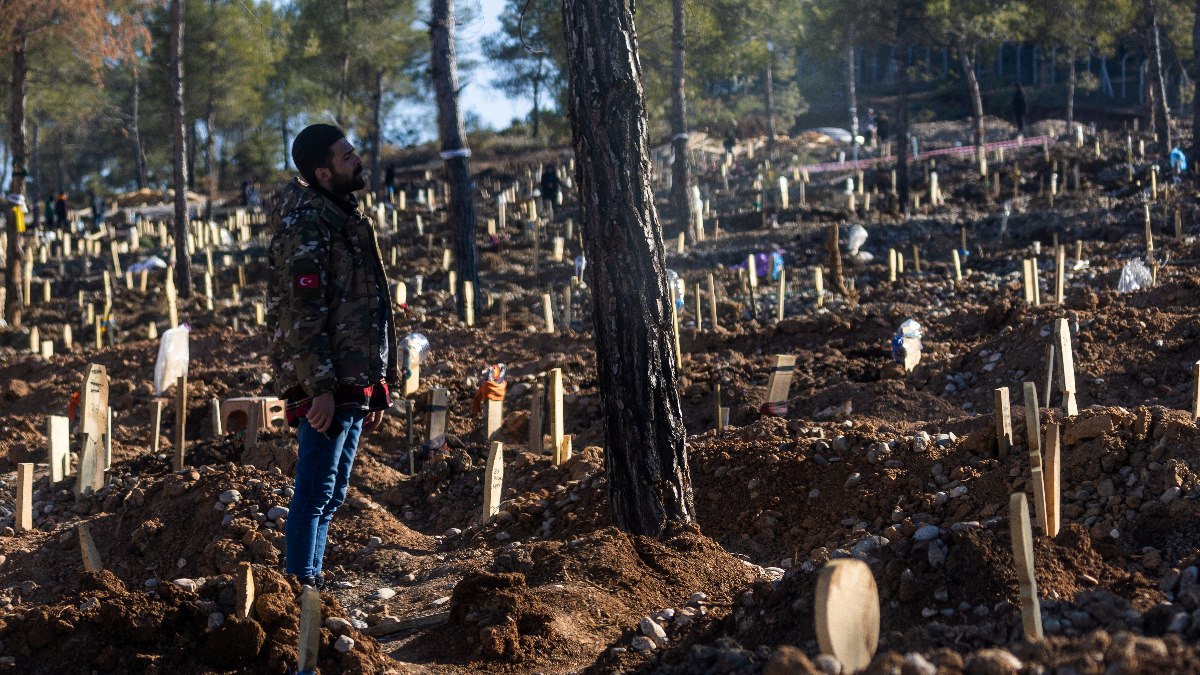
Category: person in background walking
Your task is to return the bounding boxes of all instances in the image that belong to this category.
[1012,83,1028,136]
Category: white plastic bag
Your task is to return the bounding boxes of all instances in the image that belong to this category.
[154,325,191,396]
[1117,259,1151,293]
[847,224,868,257]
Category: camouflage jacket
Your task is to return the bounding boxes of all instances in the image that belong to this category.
[267,178,399,398]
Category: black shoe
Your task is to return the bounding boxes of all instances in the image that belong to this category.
[299,574,325,590]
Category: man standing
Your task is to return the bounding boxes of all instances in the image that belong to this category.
[1012,83,1028,136]
[267,124,398,588]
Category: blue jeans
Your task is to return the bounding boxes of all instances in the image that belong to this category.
[285,409,364,578]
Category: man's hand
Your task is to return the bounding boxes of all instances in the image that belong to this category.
[364,410,383,433]
[306,392,335,433]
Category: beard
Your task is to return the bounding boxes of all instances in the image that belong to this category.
[330,166,367,193]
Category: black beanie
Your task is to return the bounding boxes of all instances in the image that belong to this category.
[292,124,345,184]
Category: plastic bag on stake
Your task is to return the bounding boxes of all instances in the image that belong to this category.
[153,324,190,396]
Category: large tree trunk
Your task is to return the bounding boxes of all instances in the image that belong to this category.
[895,0,911,213]
[847,34,859,160]
[4,35,27,326]
[205,103,216,223]
[132,66,147,189]
[370,68,384,193]
[1066,49,1076,129]
[1192,0,1200,168]
[669,0,695,243]
[1146,0,1172,158]
[959,45,985,166]
[170,0,192,299]
[532,71,541,138]
[562,0,695,536]
[430,0,479,318]
[765,47,776,159]
[337,0,351,124]
[30,118,39,230]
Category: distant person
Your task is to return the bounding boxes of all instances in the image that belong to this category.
[54,193,68,231]
[88,190,105,231]
[43,197,54,230]
[540,163,561,207]
[724,129,737,156]
[876,112,891,146]
[267,123,398,590]
[384,164,396,200]
[1012,84,1027,136]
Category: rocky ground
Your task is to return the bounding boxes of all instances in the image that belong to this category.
[3,116,1200,673]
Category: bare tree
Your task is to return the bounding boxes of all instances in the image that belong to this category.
[1145,0,1171,159]
[669,0,695,243]
[430,0,479,317]
[170,0,193,298]
[562,0,695,536]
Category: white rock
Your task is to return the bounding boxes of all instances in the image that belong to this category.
[630,636,656,652]
[913,525,940,542]
[370,587,397,601]
[266,506,289,520]
[80,597,100,611]
[688,592,708,605]
[219,490,242,505]
[639,616,668,646]
[325,617,353,633]
[904,653,937,675]
[172,578,198,592]
[334,635,355,653]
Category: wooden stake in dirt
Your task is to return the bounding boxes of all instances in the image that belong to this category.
[78,522,103,573]
[428,388,449,441]
[542,293,555,333]
[528,381,544,453]
[48,415,70,482]
[152,399,166,455]
[549,368,565,460]
[211,398,223,437]
[1008,493,1044,640]
[485,392,503,441]
[911,245,921,274]
[76,364,109,496]
[174,373,188,471]
[483,441,504,520]
[558,434,573,465]
[1193,360,1200,420]
[707,273,719,331]
[775,269,786,322]
[694,283,703,333]
[994,387,1013,460]
[814,267,824,308]
[1055,246,1066,304]
[16,463,33,533]
[246,403,261,452]
[1055,318,1079,416]
[1024,383,1049,533]
[1044,422,1061,538]
[952,249,963,282]
[1022,260,1035,305]
[297,587,321,674]
[1023,382,1042,456]
[1144,204,1154,258]
[464,281,475,327]
[814,559,880,674]
[888,249,897,283]
[763,355,797,415]
[235,562,255,619]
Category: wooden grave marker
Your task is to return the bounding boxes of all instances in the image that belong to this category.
[16,463,33,533]
[1055,318,1079,416]
[994,387,1013,459]
[152,398,166,455]
[549,368,565,460]
[1008,493,1043,640]
[235,562,255,619]
[79,522,103,572]
[952,249,963,281]
[427,388,449,443]
[528,381,544,453]
[76,364,109,496]
[1193,360,1200,420]
[776,269,786,322]
[814,559,880,674]
[763,355,797,416]
[464,280,475,326]
[211,397,223,437]
[558,434,573,464]
[48,415,70,482]
[483,442,504,520]
[1023,382,1042,457]
[707,273,719,330]
[174,373,188,471]
[1055,245,1066,303]
[297,587,321,673]
[542,293,555,333]
[1044,422,1061,537]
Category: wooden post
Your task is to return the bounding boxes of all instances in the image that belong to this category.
[464,280,475,326]
[1044,422,1061,538]
[16,463,33,533]
[428,388,449,441]
[1055,245,1066,303]
[814,267,824,307]
[707,272,719,331]
[246,402,261,451]
[558,434,573,465]
[483,441,504,520]
[1193,360,1200,420]
[78,522,103,572]
[911,244,921,273]
[1009,493,1044,640]
[561,284,572,330]
[166,270,179,329]
[48,415,69,482]
[152,399,166,455]
[485,398,504,441]
[549,368,564,461]
[888,249,897,283]
[1022,259,1035,305]
[764,355,797,414]
[1023,382,1042,457]
[994,387,1012,460]
[528,381,544,453]
[542,293,555,333]
[952,249,963,281]
[297,587,321,673]
[694,283,702,333]
[76,364,109,496]
[814,559,880,673]
[1055,318,1078,416]
[211,397,223,437]
[235,562,255,619]
[174,373,188,471]
[775,268,786,322]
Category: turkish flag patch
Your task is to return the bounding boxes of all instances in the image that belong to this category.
[296,273,320,290]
